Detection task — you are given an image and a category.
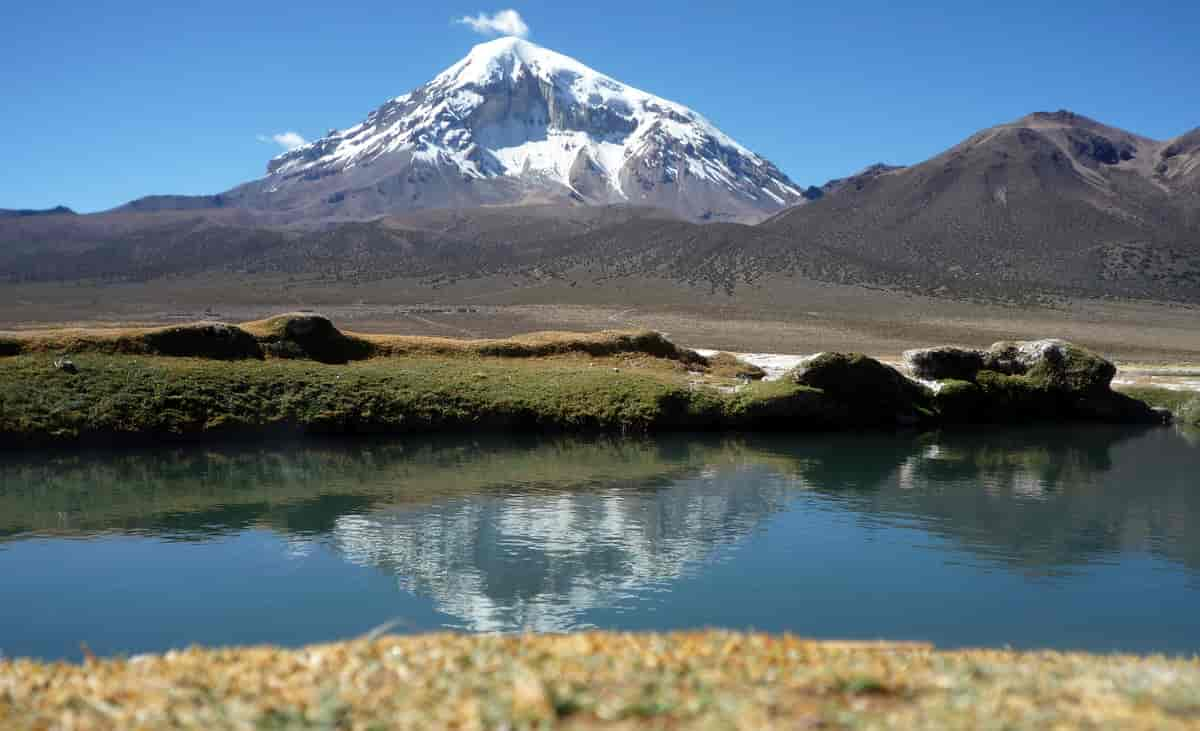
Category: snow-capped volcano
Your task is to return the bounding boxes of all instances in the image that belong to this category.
[253,38,802,222]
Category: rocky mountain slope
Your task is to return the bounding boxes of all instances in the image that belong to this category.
[3,112,1197,305]
[117,38,803,224]
[765,111,1200,299]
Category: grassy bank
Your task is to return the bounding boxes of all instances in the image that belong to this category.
[2,632,1198,729]
[0,314,1179,445]
[1117,386,1200,427]
[1,316,708,365]
[0,351,820,446]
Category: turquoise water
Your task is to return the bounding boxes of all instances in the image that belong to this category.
[2,426,1198,661]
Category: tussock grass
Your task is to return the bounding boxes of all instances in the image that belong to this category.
[0,323,262,359]
[703,351,766,379]
[363,328,707,365]
[241,313,373,364]
[2,313,709,367]
[2,631,1198,729]
[0,317,1176,444]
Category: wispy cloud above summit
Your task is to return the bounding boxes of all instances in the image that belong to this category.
[454,9,529,38]
[257,131,308,152]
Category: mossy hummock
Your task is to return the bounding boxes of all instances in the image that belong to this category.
[907,339,1167,425]
[0,316,1179,446]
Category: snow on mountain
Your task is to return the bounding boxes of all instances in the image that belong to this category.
[256,38,803,223]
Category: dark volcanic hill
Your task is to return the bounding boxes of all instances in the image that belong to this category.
[764,111,1200,300]
[2,110,1198,305]
[0,204,885,297]
[0,206,75,219]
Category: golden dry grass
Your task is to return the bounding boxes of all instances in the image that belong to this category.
[2,632,1198,730]
[2,314,715,367]
[702,352,766,380]
[0,324,189,355]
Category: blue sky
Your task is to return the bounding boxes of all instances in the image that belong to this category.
[3,0,1198,212]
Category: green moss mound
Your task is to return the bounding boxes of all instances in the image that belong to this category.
[915,340,1162,425]
[992,340,1116,393]
[929,379,982,421]
[971,371,1058,420]
[792,352,933,426]
[907,340,1117,392]
[139,323,263,360]
[242,314,375,365]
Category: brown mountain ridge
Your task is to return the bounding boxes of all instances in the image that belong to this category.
[1,110,1197,305]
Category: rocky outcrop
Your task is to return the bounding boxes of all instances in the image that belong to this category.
[904,346,985,382]
[904,340,1166,425]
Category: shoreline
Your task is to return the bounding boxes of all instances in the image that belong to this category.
[0,314,1195,448]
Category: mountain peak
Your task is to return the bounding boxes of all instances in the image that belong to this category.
[1006,110,1151,142]
[466,35,540,57]
[1016,109,1096,126]
[253,40,801,223]
[442,36,570,82]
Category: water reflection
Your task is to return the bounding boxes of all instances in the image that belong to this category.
[332,467,792,631]
[2,426,1198,639]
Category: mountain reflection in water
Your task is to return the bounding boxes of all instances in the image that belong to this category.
[331,466,793,632]
[1,425,1198,655]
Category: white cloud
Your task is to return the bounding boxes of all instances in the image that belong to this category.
[257,131,308,151]
[454,9,529,38]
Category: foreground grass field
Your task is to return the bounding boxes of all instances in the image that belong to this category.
[2,632,1198,729]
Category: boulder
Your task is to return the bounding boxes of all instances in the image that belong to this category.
[913,339,1159,424]
[983,339,1116,394]
[906,339,1116,394]
[904,346,984,381]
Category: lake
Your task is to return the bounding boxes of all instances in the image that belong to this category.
[2,425,1198,661]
